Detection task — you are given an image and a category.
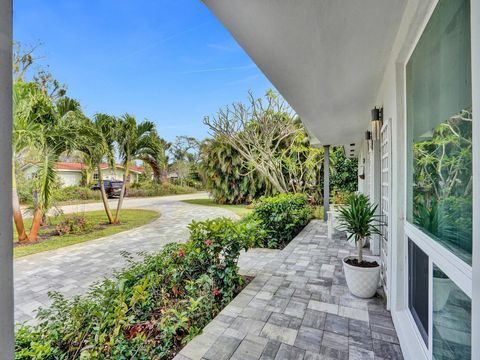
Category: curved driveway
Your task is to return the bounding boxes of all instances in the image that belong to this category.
[14,192,239,323]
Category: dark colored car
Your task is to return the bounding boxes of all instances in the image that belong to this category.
[91,180,124,198]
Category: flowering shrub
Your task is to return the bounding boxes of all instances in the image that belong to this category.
[15,218,249,359]
[188,217,253,302]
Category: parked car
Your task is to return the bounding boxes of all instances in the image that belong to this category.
[91,180,125,198]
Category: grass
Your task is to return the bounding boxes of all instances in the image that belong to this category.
[14,209,160,258]
[181,198,253,217]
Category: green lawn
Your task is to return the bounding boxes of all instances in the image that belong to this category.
[14,209,160,258]
[181,198,253,217]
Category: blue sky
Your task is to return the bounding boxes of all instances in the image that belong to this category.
[13,0,274,142]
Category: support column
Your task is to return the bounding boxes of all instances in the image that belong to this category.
[323,145,330,222]
[0,0,14,358]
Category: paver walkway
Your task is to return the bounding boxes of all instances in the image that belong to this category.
[176,221,403,360]
[15,193,256,323]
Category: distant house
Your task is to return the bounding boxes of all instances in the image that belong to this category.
[21,162,144,187]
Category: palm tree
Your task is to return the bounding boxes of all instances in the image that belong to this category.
[77,114,117,223]
[12,82,43,242]
[114,114,157,222]
[28,96,81,240]
[140,133,170,182]
[12,82,80,242]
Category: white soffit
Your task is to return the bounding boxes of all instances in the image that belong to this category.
[203,0,407,146]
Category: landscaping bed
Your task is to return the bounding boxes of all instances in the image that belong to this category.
[15,193,312,358]
[14,209,160,258]
[15,217,257,359]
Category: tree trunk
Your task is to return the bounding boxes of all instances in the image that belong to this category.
[29,208,43,242]
[114,168,129,223]
[98,164,114,224]
[357,237,363,263]
[12,164,29,242]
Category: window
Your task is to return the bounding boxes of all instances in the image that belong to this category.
[408,239,429,345]
[93,173,99,181]
[406,0,472,264]
[433,265,471,359]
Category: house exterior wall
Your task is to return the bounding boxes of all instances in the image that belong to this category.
[22,166,36,180]
[367,0,478,358]
[96,169,139,183]
[24,166,141,187]
[57,171,82,187]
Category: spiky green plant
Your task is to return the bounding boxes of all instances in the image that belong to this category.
[337,193,382,263]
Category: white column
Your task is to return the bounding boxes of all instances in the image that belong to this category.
[0,0,14,358]
[323,145,330,222]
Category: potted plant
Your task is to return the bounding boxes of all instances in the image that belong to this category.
[338,193,382,298]
[433,268,453,312]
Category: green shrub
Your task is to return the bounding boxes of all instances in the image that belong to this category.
[127,182,196,197]
[15,218,247,360]
[250,193,312,248]
[53,185,101,202]
[331,190,352,205]
[48,182,196,204]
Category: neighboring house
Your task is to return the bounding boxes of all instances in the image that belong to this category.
[166,172,179,181]
[205,1,478,359]
[21,162,144,187]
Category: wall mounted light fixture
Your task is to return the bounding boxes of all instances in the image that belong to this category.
[371,106,383,141]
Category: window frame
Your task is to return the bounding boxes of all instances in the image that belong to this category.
[401,0,474,358]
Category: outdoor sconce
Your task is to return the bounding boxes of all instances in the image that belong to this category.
[359,165,365,180]
[365,130,373,151]
[371,106,383,141]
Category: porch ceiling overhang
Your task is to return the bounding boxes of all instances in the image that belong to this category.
[203,0,407,149]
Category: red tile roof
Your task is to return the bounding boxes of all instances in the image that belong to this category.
[54,162,87,171]
[52,162,144,173]
[99,163,144,173]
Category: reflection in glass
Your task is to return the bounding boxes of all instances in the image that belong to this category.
[406,0,472,264]
[412,111,472,263]
[433,265,471,359]
[408,239,429,345]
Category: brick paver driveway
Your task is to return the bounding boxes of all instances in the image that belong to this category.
[14,193,239,323]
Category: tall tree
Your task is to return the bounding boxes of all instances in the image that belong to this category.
[77,114,117,223]
[115,114,157,222]
[12,81,80,242]
[29,96,81,240]
[204,90,314,194]
[12,82,43,242]
[139,133,170,182]
[199,138,270,204]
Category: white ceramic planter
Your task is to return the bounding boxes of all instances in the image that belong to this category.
[343,255,380,298]
[433,277,453,312]
[346,233,367,248]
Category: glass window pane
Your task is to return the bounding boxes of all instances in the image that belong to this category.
[406,0,472,264]
[433,265,471,359]
[408,239,429,345]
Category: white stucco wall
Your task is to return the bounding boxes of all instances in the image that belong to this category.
[97,169,139,183]
[57,171,83,187]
